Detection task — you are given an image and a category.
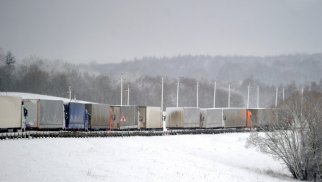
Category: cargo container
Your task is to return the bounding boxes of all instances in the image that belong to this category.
[38,100,65,129]
[119,105,139,129]
[23,99,65,129]
[138,106,162,129]
[85,103,110,129]
[223,108,247,128]
[65,102,88,130]
[247,108,277,128]
[166,107,200,128]
[0,96,22,129]
[200,108,223,128]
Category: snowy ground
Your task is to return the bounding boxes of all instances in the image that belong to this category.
[0,133,295,182]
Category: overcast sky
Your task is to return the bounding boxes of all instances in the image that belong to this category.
[0,0,321,63]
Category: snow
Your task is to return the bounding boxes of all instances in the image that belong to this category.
[0,133,295,182]
[0,92,91,104]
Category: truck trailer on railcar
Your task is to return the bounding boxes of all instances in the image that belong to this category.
[166,107,200,128]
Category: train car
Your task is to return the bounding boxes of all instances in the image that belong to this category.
[38,100,65,129]
[138,106,162,129]
[223,108,247,128]
[23,99,65,129]
[119,105,139,130]
[65,102,88,130]
[247,108,277,128]
[0,96,23,130]
[166,107,200,128]
[200,108,224,128]
[85,103,110,130]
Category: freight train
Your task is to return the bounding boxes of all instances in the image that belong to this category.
[0,95,277,132]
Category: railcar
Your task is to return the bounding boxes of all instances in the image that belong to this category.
[64,102,89,130]
[166,107,200,128]
[247,108,277,128]
[200,108,224,128]
[0,96,23,131]
[23,99,65,129]
[119,105,139,130]
[223,108,247,128]
[85,103,110,130]
[138,106,162,129]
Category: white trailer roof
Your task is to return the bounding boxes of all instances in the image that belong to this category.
[0,92,92,104]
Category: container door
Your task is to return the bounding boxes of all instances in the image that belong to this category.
[138,107,146,129]
[246,110,253,128]
[84,108,89,130]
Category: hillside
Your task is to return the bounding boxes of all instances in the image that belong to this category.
[88,53,322,85]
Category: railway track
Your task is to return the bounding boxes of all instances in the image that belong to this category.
[0,128,251,140]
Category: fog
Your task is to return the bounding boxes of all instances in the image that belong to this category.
[1,0,321,63]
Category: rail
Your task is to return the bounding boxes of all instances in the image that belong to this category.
[0,128,251,140]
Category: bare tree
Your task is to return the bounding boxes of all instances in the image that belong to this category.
[0,51,16,91]
[5,51,15,66]
[0,48,5,66]
[248,91,322,180]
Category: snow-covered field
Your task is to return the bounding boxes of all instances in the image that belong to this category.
[0,133,295,182]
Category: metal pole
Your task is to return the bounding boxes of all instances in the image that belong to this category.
[68,86,71,100]
[176,80,179,107]
[161,77,164,111]
[247,85,250,108]
[301,87,304,100]
[120,73,123,106]
[275,87,278,107]
[196,81,199,108]
[127,84,129,106]
[282,88,285,103]
[228,84,231,108]
[257,86,259,108]
[301,87,304,119]
[213,81,216,108]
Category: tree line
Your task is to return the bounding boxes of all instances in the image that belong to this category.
[1,52,322,110]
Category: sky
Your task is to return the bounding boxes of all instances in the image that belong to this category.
[0,0,321,63]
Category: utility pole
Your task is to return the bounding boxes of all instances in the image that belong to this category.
[196,81,199,108]
[127,84,130,106]
[301,87,304,100]
[161,77,164,111]
[213,81,216,108]
[282,88,285,103]
[120,73,123,106]
[301,87,304,119]
[68,86,72,100]
[161,78,166,131]
[247,85,250,108]
[228,84,231,108]
[257,86,259,108]
[176,80,179,107]
[275,87,278,107]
